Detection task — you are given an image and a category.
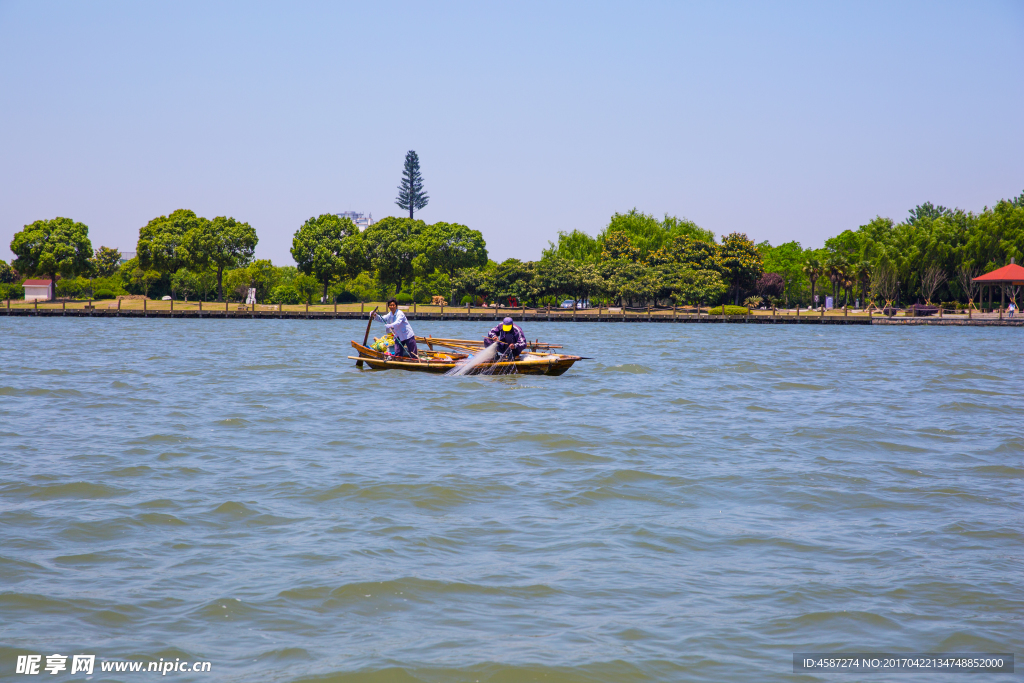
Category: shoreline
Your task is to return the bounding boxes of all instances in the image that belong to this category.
[3,304,1021,326]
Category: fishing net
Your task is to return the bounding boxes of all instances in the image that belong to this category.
[445,344,523,377]
[445,344,499,376]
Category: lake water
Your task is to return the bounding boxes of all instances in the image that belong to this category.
[1,319,1021,682]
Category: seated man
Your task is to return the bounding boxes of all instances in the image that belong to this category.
[484,316,527,359]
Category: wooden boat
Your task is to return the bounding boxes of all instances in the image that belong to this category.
[348,339,581,376]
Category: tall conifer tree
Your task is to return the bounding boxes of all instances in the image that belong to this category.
[395,150,429,219]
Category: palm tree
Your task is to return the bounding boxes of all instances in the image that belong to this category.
[842,274,856,307]
[855,261,872,307]
[824,253,850,306]
[802,257,823,308]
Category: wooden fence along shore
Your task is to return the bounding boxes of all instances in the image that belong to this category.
[2,300,1022,326]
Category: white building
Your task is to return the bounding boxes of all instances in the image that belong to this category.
[335,212,373,231]
[23,279,54,301]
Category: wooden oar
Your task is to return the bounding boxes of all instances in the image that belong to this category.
[356,306,379,368]
[414,336,562,349]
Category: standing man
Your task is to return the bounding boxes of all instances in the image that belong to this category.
[374,298,419,358]
[484,316,527,360]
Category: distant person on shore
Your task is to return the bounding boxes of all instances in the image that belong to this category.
[1009,301,1016,318]
[374,298,418,358]
[484,316,527,359]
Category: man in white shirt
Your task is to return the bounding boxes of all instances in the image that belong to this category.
[374,298,419,358]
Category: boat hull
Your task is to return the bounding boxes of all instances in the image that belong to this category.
[349,342,578,376]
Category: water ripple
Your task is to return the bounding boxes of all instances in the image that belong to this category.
[0,318,1020,682]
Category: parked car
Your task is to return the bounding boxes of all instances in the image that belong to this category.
[559,300,589,309]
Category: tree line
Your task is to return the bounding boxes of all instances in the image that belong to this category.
[1,210,489,305]
[5,190,1022,308]
[450,192,1024,309]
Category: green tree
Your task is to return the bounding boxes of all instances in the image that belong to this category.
[293,273,319,305]
[802,256,824,307]
[0,259,16,284]
[183,215,258,302]
[420,222,488,277]
[537,258,601,307]
[362,216,425,294]
[56,278,83,299]
[92,246,122,277]
[668,267,728,306]
[221,260,280,303]
[719,232,763,305]
[269,284,301,305]
[907,201,951,225]
[599,210,714,258]
[119,257,162,297]
[10,217,93,299]
[601,232,641,261]
[536,258,573,303]
[452,266,492,304]
[245,260,280,302]
[854,260,872,305]
[170,269,199,301]
[490,258,537,305]
[600,260,659,307]
[661,215,716,244]
[290,214,364,302]
[542,229,602,263]
[662,235,722,271]
[138,209,207,278]
[600,209,665,256]
[759,241,805,305]
[195,269,218,301]
[395,150,429,219]
[824,252,850,305]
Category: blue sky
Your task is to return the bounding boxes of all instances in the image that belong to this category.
[2,1,1022,265]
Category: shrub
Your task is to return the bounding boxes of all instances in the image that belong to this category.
[56,279,83,299]
[334,290,358,303]
[395,292,413,305]
[268,284,301,305]
[705,305,750,315]
[94,289,116,300]
[0,283,24,300]
[91,276,126,297]
[461,294,474,304]
[743,296,763,308]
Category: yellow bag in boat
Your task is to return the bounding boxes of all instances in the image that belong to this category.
[371,333,395,353]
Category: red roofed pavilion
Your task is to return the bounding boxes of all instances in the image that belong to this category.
[972,260,1024,311]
